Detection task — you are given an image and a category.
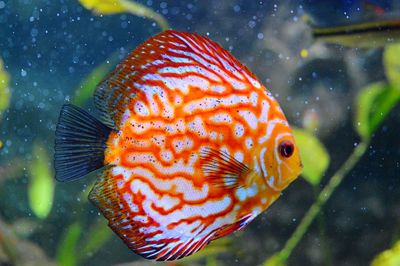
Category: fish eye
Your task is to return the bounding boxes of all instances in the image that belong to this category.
[279,140,294,158]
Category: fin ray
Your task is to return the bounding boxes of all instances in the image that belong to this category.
[212,213,255,240]
[200,148,251,189]
[54,104,112,182]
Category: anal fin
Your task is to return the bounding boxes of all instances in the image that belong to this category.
[89,168,219,261]
[89,168,149,253]
[212,213,255,240]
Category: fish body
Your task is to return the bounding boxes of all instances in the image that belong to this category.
[311,18,400,48]
[54,30,302,260]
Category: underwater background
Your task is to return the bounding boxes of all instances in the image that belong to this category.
[0,0,400,265]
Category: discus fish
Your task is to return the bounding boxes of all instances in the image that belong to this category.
[54,30,302,261]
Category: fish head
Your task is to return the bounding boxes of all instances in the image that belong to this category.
[259,121,302,192]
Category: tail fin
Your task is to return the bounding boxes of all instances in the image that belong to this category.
[54,104,112,182]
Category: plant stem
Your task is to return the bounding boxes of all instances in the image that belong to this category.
[278,140,369,261]
[314,186,332,266]
[121,0,170,31]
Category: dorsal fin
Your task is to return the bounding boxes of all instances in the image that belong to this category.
[94,30,261,128]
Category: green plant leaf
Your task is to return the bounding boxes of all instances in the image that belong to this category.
[292,128,330,186]
[384,43,400,89]
[78,0,169,30]
[28,142,54,219]
[72,56,117,107]
[355,82,400,140]
[263,253,287,266]
[80,219,112,260]
[205,256,219,266]
[56,223,82,266]
[79,0,126,14]
[0,58,10,114]
[371,240,400,266]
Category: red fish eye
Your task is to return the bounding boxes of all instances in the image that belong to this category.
[279,140,294,158]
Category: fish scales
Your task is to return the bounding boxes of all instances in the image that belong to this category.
[54,30,302,261]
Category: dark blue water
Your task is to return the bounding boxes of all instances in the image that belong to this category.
[0,1,399,265]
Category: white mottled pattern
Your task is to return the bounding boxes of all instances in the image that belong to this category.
[182,94,251,115]
[126,167,210,202]
[172,137,194,153]
[158,65,220,81]
[258,118,288,144]
[123,192,139,212]
[208,112,233,124]
[234,123,245,138]
[259,147,268,178]
[245,137,254,149]
[162,54,193,64]
[238,110,258,130]
[235,182,258,202]
[141,73,211,94]
[134,101,150,117]
[259,100,270,123]
[234,151,244,162]
[187,116,208,137]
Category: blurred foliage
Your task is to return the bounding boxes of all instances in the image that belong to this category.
[72,55,118,107]
[56,223,82,266]
[384,43,400,89]
[292,128,330,186]
[355,82,400,140]
[0,219,18,265]
[80,219,113,261]
[28,142,55,219]
[79,0,169,30]
[79,0,127,14]
[11,218,39,238]
[0,58,10,115]
[301,109,320,133]
[355,42,400,141]
[263,253,287,266]
[205,256,219,266]
[371,240,400,266]
[55,217,115,266]
[0,158,24,185]
[0,58,10,151]
[0,218,56,265]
